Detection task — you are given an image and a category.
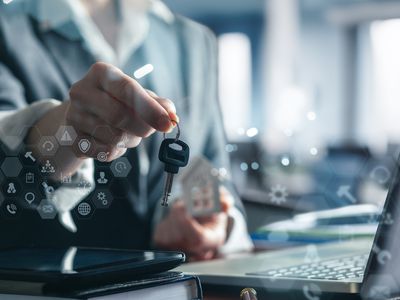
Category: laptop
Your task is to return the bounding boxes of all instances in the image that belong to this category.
[178,163,400,299]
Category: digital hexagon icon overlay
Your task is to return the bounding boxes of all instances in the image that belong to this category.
[2,178,22,197]
[38,136,59,156]
[92,189,113,209]
[37,199,57,219]
[111,157,132,177]
[75,201,95,219]
[21,190,39,208]
[1,157,22,177]
[2,200,21,219]
[55,125,77,146]
[0,135,23,156]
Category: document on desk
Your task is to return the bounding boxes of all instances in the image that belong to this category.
[251,204,380,249]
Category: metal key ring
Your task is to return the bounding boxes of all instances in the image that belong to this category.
[163,119,180,142]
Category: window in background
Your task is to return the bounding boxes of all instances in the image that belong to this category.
[218,33,252,141]
[357,19,400,154]
[370,19,400,149]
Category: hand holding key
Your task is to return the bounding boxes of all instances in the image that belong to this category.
[158,122,190,206]
[27,62,178,182]
[65,62,177,161]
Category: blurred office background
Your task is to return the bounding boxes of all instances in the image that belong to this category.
[164,0,400,232]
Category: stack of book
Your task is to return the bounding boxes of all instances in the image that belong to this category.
[0,247,202,300]
[0,272,201,299]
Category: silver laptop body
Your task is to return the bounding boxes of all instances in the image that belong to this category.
[179,162,400,299]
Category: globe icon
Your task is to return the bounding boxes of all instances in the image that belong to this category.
[77,202,91,216]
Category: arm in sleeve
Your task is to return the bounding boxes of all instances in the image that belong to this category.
[0,60,94,233]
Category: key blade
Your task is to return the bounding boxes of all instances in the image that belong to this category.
[161,173,174,206]
[161,195,169,207]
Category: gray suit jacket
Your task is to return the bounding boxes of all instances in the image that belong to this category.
[0,6,241,249]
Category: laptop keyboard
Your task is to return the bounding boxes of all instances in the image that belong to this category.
[249,254,368,280]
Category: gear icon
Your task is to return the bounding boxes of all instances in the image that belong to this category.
[97,192,107,202]
[97,192,106,201]
[96,191,108,206]
[268,184,288,205]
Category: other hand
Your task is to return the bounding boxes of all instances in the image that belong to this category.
[153,186,233,261]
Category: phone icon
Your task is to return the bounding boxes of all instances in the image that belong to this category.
[6,203,18,215]
[303,284,321,300]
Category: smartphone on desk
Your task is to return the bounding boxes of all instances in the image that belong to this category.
[0,247,185,284]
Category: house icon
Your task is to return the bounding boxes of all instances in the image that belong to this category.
[180,156,221,217]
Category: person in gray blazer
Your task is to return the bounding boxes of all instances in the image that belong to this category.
[0,0,252,259]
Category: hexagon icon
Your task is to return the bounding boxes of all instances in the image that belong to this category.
[0,135,24,156]
[55,125,77,146]
[75,201,95,219]
[111,157,132,177]
[95,169,112,186]
[22,191,39,207]
[326,176,360,207]
[40,159,57,175]
[2,179,22,197]
[1,157,22,177]
[2,200,21,219]
[360,155,398,188]
[37,199,57,219]
[92,189,113,209]
[38,136,59,156]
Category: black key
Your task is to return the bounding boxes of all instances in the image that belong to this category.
[158,137,190,206]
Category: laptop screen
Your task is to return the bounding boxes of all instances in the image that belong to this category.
[361,160,400,299]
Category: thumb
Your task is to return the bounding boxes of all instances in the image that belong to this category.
[219,185,234,213]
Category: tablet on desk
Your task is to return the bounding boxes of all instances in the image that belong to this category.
[0,247,185,284]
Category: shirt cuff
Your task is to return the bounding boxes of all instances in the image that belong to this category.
[0,99,61,150]
[0,99,95,233]
[219,206,254,255]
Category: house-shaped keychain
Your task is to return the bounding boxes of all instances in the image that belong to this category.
[180,156,221,217]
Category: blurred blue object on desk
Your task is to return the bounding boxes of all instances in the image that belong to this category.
[251,204,379,250]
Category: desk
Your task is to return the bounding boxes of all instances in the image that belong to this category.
[203,285,248,300]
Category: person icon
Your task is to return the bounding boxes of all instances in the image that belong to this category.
[97,172,108,184]
[7,183,16,194]
[41,160,55,173]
